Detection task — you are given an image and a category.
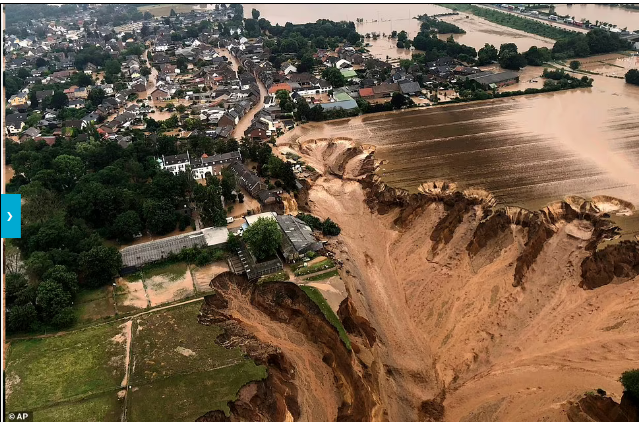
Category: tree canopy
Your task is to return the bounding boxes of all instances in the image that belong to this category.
[243,217,282,261]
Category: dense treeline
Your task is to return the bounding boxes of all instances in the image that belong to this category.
[552,29,632,58]
[4,126,241,333]
[441,4,575,40]
[296,213,341,236]
[411,33,477,63]
[417,14,466,34]
[5,4,79,26]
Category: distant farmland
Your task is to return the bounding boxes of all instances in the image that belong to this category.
[137,4,196,17]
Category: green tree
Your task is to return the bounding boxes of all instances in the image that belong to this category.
[87,87,106,106]
[51,306,76,328]
[620,369,639,402]
[25,251,54,278]
[143,199,178,235]
[170,8,177,17]
[176,104,187,114]
[569,60,581,70]
[7,303,38,333]
[112,210,142,243]
[53,155,85,191]
[625,69,639,86]
[322,67,346,88]
[36,280,73,321]
[104,59,121,76]
[397,30,408,42]
[50,91,69,109]
[524,46,551,66]
[321,218,341,236]
[391,92,407,109]
[194,183,227,227]
[252,8,260,20]
[399,59,413,71]
[42,265,79,295]
[79,245,122,288]
[498,45,527,70]
[226,232,242,251]
[242,217,282,261]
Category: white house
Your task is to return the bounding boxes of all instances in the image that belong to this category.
[281,61,297,75]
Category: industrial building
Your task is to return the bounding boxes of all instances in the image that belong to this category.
[120,227,228,274]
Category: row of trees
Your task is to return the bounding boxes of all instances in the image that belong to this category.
[417,14,466,34]
[296,213,341,236]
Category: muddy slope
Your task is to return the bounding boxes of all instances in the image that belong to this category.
[566,392,639,422]
[290,138,639,421]
[196,272,380,422]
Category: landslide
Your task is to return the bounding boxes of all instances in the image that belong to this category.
[566,392,639,422]
[196,272,380,422]
[291,138,639,421]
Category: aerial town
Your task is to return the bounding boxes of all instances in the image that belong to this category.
[2,3,639,422]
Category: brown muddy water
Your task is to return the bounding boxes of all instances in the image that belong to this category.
[244,3,555,55]
[550,4,639,32]
[284,69,639,243]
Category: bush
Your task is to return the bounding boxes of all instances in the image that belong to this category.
[321,218,341,236]
[620,369,639,402]
[51,306,76,329]
[569,60,581,70]
[626,69,639,86]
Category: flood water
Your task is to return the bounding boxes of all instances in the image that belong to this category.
[284,66,639,214]
[550,4,639,31]
[244,3,555,57]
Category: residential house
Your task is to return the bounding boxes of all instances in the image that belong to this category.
[67,99,85,109]
[5,113,27,134]
[150,87,171,101]
[8,92,30,107]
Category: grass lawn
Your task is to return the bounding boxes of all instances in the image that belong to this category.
[304,269,339,281]
[5,323,127,411]
[126,261,188,282]
[129,302,267,420]
[294,259,335,276]
[300,286,351,350]
[257,270,290,284]
[128,361,266,421]
[34,392,123,422]
[131,302,247,383]
[75,286,116,322]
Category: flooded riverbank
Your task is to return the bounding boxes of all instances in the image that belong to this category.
[245,3,556,56]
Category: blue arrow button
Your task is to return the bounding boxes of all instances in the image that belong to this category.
[1,194,21,238]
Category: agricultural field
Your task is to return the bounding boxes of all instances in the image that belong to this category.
[5,302,266,422]
[5,323,129,415]
[128,302,267,421]
[137,4,195,17]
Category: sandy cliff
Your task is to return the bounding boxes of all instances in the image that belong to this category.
[199,138,639,421]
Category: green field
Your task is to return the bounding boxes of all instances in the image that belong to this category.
[126,261,188,282]
[294,259,336,276]
[304,269,340,281]
[441,4,574,40]
[5,323,127,411]
[128,302,267,420]
[137,4,195,17]
[6,302,267,421]
[34,392,123,422]
[300,286,351,350]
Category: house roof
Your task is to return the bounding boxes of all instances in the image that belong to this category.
[268,82,292,94]
[399,81,421,94]
[467,70,520,85]
[359,87,374,97]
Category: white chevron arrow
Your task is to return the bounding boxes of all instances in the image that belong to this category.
[7,212,12,222]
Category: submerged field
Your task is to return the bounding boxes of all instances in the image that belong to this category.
[5,302,266,421]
